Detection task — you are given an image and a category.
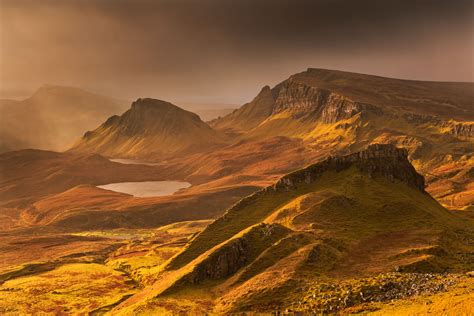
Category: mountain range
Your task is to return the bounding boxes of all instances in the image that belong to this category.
[0,68,473,314]
[70,68,473,211]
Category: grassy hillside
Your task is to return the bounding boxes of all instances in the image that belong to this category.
[178,69,474,210]
[113,145,474,314]
[70,98,225,159]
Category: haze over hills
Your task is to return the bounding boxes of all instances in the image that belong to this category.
[70,98,225,158]
[0,86,236,154]
[114,144,474,314]
[0,85,129,153]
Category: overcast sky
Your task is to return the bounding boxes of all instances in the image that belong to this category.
[1,0,473,104]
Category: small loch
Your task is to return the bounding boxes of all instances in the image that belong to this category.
[97,181,191,197]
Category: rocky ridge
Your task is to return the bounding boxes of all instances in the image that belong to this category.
[228,144,426,213]
[272,143,425,192]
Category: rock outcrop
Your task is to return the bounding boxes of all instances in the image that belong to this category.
[272,144,425,192]
[448,122,474,137]
[186,237,249,283]
[273,80,379,123]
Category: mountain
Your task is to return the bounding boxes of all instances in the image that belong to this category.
[174,69,473,210]
[210,68,473,133]
[209,85,276,132]
[70,98,225,159]
[113,144,474,314]
[0,85,128,153]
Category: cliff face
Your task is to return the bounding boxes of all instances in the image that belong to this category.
[185,237,249,284]
[272,144,425,193]
[273,80,378,123]
[212,79,381,132]
[447,122,474,137]
[211,68,474,134]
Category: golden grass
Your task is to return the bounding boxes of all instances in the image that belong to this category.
[0,263,135,315]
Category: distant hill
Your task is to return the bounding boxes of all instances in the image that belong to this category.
[114,144,474,314]
[69,98,226,159]
[0,85,129,153]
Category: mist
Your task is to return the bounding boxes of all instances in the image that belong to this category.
[1,0,473,104]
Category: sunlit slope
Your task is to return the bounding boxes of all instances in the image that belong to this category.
[114,144,474,314]
[70,98,225,158]
[203,69,474,210]
[211,68,474,133]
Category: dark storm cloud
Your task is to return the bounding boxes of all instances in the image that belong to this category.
[1,0,472,103]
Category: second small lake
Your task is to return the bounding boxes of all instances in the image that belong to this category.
[97,181,191,197]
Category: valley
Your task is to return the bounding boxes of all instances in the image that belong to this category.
[0,69,473,314]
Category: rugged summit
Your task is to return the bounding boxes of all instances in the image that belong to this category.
[272,144,425,192]
[70,98,224,158]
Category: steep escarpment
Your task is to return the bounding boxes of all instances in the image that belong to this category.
[210,78,382,134]
[291,68,474,121]
[212,68,473,135]
[271,79,381,124]
[70,98,224,158]
[273,143,425,192]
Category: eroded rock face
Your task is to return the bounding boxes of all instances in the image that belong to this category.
[187,238,249,284]
[272,80,379,123]
[448,123,474,137]
[272,144,425,192]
